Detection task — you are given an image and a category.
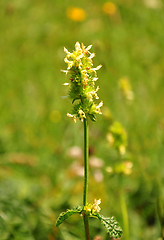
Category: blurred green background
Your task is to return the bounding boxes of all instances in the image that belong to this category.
[0,0,164,239]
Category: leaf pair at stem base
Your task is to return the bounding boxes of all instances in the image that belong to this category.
[56,206,123,239]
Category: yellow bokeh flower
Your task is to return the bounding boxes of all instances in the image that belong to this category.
[124,161,133,175]
[102,2,117,16]
[115,161,133,176]
[107,121,127,155]
[119,77,134,101]
[66,7,86,22]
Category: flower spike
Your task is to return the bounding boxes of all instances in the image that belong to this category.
[62,42,103,122]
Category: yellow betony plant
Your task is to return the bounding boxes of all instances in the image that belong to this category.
[56,42,123,240]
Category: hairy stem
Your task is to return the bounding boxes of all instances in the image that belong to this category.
[83,118,90,240]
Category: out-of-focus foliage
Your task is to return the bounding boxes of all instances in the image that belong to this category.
[0,0,164,239]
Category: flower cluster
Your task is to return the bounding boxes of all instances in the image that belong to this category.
[63,42,103,123]
[83,199,101,215]
[106,121,127,155]
[106,161,133,176]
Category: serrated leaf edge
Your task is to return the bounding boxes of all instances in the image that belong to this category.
[91,212,123,238]
[56,206,82,227]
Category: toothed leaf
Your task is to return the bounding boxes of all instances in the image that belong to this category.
[56,206,82,227]
[92,213,123,238]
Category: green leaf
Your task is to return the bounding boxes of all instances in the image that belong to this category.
[88,114,96,122]
[72,98,80,104]
[56,206,82,227]
[91,213,123,238]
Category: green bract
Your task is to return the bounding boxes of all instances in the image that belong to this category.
[63,42,103,123]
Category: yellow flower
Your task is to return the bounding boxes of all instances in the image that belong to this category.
[107,121,127,155]
[83,199,101,215]
[119,77,134,101]
[106,166,113,174]
[78,109,86,122]
[114,161,133,176]
[92,199,101,213]
[95,101,103,114]
[124,161,133,175]
[106,133,114,146]
[66,7,86,22]
[102,2,117,16]
[119,145,126,155]
[67,113,77,123]
[83,203,93,214]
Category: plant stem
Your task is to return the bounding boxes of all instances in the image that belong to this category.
[83,214,90,240]
[83,118,90,240]
[120,189,129,240]
[83,118,89,206]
